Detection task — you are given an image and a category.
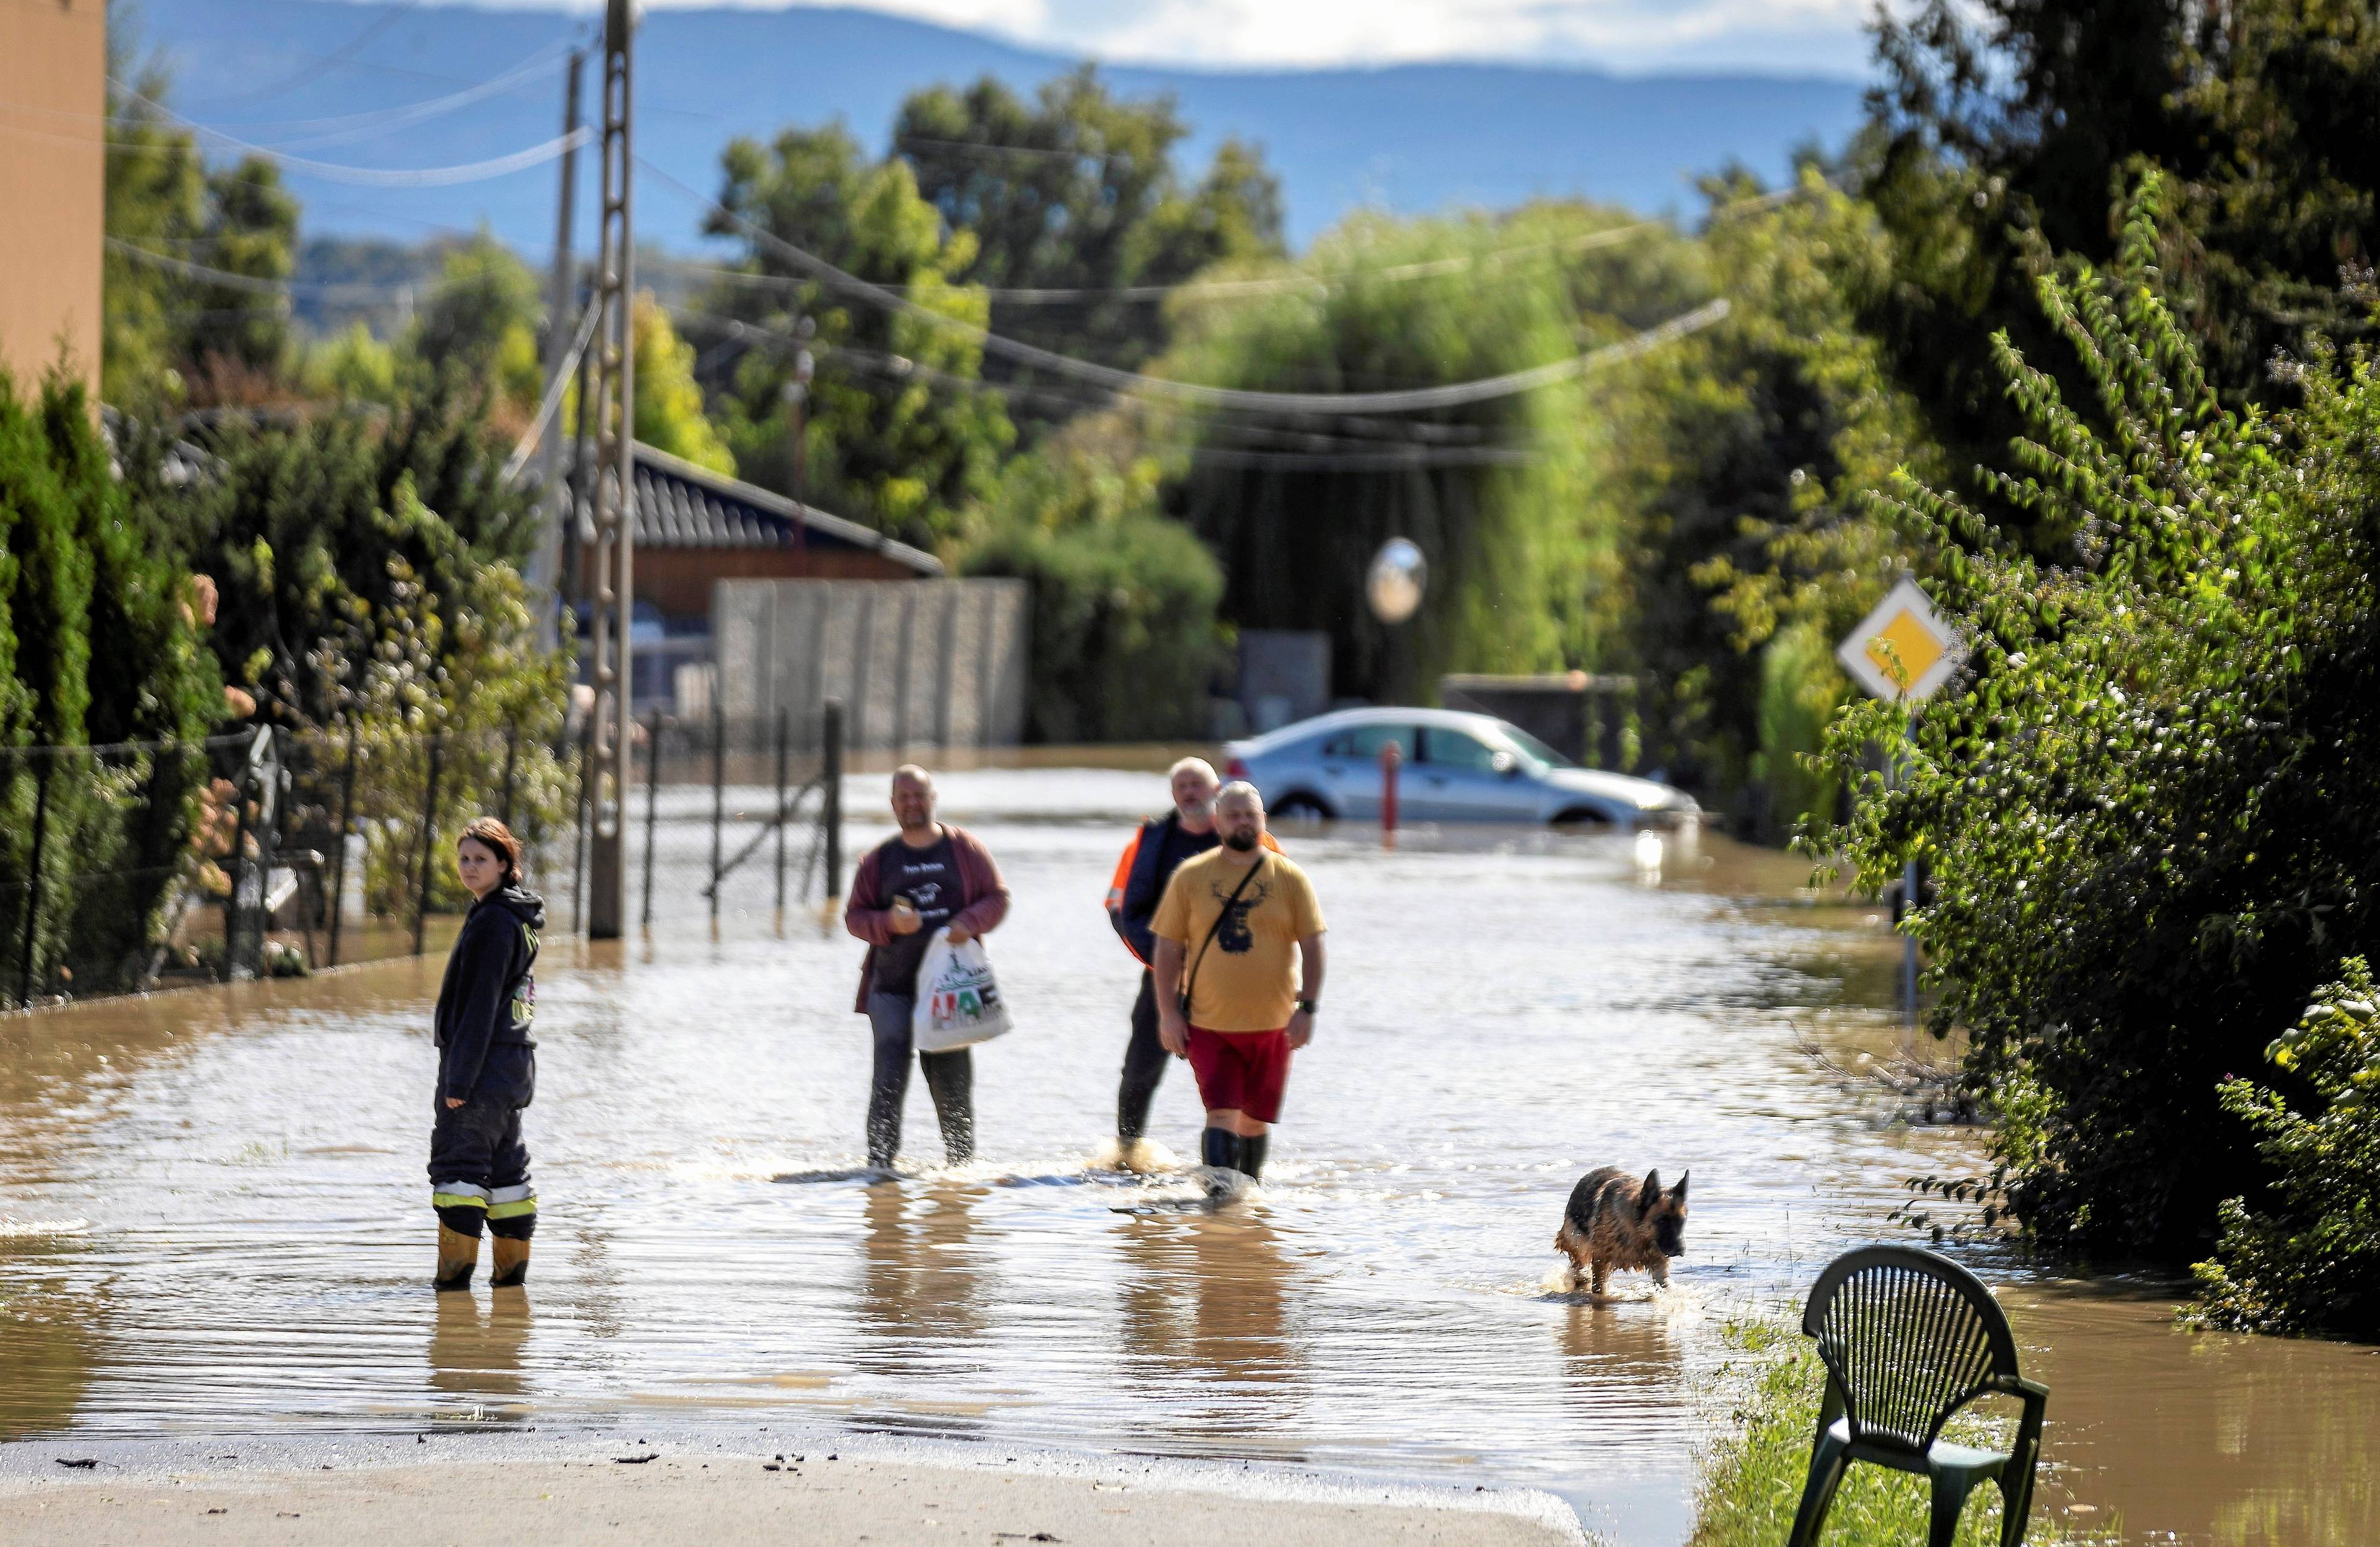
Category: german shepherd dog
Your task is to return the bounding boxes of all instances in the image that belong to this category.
[1555,1168,1690,1296]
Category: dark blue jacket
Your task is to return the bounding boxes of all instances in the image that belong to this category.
[433,886,544,1103]
[1114,813,1204,966]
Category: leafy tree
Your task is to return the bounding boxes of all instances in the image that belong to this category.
[2193,959,2380,1339]
[183,157,300,384]
[301,322,401,405]
[408,234,544,415]
[895,68,1285,376]
[1161,201,1698,705]
[0,367,223,992]
[1863,1,2380,489]
[141,379,540,733]
[630,294,735,475]
[700,124,1014,549]
[102,22,207,405]
[1596,170,1928,809]
[956,413,1224,741]
[1814,177,2380,1258]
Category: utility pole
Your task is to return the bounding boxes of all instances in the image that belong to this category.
[529,45,585,651]
[585,0,637,939]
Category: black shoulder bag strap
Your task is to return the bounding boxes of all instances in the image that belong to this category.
[1179,855,1266,1022]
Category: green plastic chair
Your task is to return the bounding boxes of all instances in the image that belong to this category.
[1787,1245,2048,1547]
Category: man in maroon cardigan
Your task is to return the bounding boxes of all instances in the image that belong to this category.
[844,764,1011,1170]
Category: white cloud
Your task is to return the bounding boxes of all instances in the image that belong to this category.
[485,0,1874,75]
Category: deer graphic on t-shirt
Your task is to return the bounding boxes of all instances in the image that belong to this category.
[1214,879,1271,954]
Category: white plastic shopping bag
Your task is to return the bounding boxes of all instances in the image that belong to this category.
[912,932,1013,1052]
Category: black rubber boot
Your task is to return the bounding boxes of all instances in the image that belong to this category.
[1235,1132,1269,1181]
[1200,1127,1238,1169]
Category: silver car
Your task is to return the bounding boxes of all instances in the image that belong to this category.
[1223,707,1698,827]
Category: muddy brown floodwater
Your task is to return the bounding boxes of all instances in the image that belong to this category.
[3,767,2376,1545]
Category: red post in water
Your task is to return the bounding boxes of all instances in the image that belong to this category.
[1380,739,1402,848]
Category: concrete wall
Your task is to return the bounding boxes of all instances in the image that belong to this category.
[713,579,1029,750]
[0,0,107,399]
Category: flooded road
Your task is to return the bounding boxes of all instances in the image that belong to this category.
[3,767,2376,1544]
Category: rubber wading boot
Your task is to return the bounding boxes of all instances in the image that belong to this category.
[490,1236,531,1288]
[434,1225,480,1291]
[1236,1132,1269,1181]
[1201,1126,1238,1170]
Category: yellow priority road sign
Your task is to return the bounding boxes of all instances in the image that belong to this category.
[1836,578,1964,702]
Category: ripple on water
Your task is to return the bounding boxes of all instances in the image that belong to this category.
[1,777,2374,1546]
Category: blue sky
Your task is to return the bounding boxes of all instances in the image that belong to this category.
[403,1,1877,77]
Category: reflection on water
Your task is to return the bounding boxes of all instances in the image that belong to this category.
[428,1290,532,1410]
[1,770,2374,1546]
[1114,1210,1307,1444]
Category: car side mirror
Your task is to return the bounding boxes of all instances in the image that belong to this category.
[1491,751,1520,777]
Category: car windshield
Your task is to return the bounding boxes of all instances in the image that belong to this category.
[1498,725,1577,771]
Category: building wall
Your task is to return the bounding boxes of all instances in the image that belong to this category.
[0,0,107,398]
[713,579,1030,750]
[628,545,927,620]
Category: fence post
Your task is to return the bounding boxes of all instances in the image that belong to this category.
[773,704,789,918]
[18,749,51,1005]
[501,721,520,831]
[822,697,843,904]
[641,706,660,931]
[412,733,444,958]
[709,699,725,923]
[328,722,359,968]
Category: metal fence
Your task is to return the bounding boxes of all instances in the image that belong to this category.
[2,701,846,1011]
[624,702,844,934]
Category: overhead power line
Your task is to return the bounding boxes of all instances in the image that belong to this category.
[229,42,575,151]
[105,79,591,188]
[223,0,427,105]
[503,300,606,484]
[641,157,1730,416]
[105,239,542,306]
[646,214,1673,308]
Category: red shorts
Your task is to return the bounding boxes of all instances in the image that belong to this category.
[1186,1027,1293,1123]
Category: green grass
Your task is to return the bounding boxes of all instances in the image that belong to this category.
[1688,1323,2108,1547]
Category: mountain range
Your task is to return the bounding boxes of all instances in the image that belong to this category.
[137,1,1870,258]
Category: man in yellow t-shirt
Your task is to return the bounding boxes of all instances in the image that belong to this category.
[1150,782,1328,1181]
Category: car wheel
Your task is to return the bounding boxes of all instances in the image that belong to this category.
[1549,806,1615,829]
[1272,792,1334,823]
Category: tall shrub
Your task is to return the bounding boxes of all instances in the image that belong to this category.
[2193,959,2380,1338]
[958,417,1225,743]
[1814,176,2380,1257]
[0,369,223,992]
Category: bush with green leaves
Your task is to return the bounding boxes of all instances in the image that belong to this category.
[1813,174,2380,1259]
[132,377,540,734]
[0,368,225,993]
[958,421,1225,743]
[2192,959,2380,1339]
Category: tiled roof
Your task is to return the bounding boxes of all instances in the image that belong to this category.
[625,444,943,575]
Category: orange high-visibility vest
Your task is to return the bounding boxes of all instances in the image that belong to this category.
[1105,820,1281,964]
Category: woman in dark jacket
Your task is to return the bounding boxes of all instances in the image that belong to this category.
[430,817,545,1290]
[844,765,1008,1170]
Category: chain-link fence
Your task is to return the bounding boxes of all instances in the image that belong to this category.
[2,701,846,1011]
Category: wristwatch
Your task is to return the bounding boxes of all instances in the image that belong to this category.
[1297,998,1319,1016]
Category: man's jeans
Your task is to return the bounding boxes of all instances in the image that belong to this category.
[866,991,975,1168]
